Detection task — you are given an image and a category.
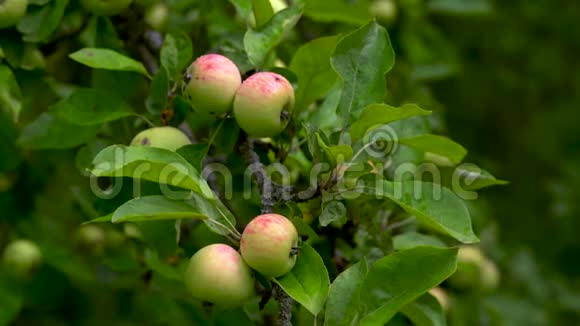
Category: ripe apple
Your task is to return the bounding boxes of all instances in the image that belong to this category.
[130,126,191,152]
[182,54,242,116]
[233,72,294,138]
[240,213,298,277]
[2,239,42,276]
[184,244,255,307]
[0,0,27,29]
[80,0,133,16]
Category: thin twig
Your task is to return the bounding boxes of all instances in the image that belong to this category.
[238,132,294,325]
[274,283,293,326]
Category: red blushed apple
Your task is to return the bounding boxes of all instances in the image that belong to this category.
[182,54,242,116]
[233,72,294,138]
[240,213,298,277]
[130,126,191,152]
[184,244,255,307]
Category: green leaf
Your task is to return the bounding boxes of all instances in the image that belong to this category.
[350,104,432,141]
[251,0,274,27]
[17,0,68,42]
[228,0,252,19]
[0,65,22,122]
[111,195,207,223]
[317,133,352,167]
[79,16,123,50]
[399,135,467,165]
[331,21,395,124]
[90,145,214,197]
[0,273,23,325]
[51,88,133,125]
[160,32,193,79]
[400,292,448,326]
[244,5,304,67]
[319,201,347,227]
[290,35,340,112]
[358,247,458,325]
[69,48,149,77]
[18,113,99,149]
[273,243,330,316]
[143,249,183,281]
[453,164,508,190]
[392,232,447,250]
[304,0,370,25]
[427,0,492,16]
[362,179,479,243]
[82,213,113,224]
[146,67,169,114]
[176,144,209,172]
[324,258,368,326]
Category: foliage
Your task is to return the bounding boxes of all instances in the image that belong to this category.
[0,0,578,325]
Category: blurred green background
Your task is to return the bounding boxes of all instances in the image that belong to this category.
[1,0,580,325]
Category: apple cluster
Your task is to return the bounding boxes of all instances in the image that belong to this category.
[182,54,295,138]
[184,213,298,307]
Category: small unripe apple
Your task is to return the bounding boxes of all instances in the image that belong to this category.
[80,0,133,16]
[448,246,499,291]
[130,126,191,152]
[184,244,255,307]
[240,213,298,277]
[0,0,27,29]
[144,2,168,30]
[448,246,484,289]
[370,0,397,25]
[2,239,42,276]
[182,54,242,116]
[480,259,500,291]
[428,287,449,311]
[233,72,294,138]
[75,225,106,254]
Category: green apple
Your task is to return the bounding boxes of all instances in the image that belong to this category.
[144,2,168,30]
[370,0,398,25]
[428,287,449,311]
[480,259,500,291]
[182,54,242,116]
[2,239,42,276]
[130,126,191,151]
[233,72,294,138]
[75,225,106,254]
[240,213,298,277]
[184,244,255,307]
[0,0,27,29]
[80,0,133,16]
[448,246,499,291]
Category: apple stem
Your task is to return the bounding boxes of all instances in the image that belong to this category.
[290,247,300,256]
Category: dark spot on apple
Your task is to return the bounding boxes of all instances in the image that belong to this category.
[274,76,281,82]
[141,137,150,145]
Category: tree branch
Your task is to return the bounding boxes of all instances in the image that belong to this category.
[239,132,293,325]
